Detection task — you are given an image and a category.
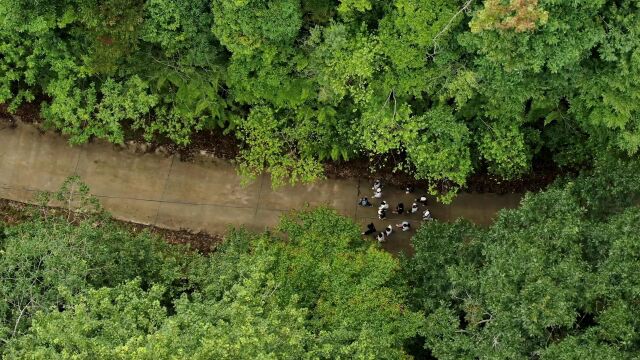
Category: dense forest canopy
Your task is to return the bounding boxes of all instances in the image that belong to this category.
[1,157,639,358]
[1,0,638,199]
[2,1,640,357]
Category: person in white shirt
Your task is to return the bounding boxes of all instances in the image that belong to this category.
[411,203,419,214]
[376,232,385,243]
[378,200,389,211]
[396,221,411,231]
[378,208,387,220]
[373,187,382,198]
[417,195,428,206]
[372,179,382,191]
[385,225,393,237]
[423,209,433,221]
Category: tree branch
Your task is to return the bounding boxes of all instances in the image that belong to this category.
[427,0,474,59]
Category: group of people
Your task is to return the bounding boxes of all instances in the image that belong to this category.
[358,179,434,243]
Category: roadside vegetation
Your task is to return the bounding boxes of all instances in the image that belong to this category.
[1,0,639,200]
[1,157,638,359]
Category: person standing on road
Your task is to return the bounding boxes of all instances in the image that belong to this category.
[393,203,404,215]
[378,208,387,220]
[358,197,372,207]
[376,232,385,243]
[378,200,389,211]
[417,195,428,206]
[411,203,419,214]
[423,209,433,221]
[373,187,382,199]
[372,179,382,191]
[396,221,410,231]
[385,225,393,237]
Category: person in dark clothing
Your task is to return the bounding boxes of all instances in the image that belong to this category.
[362,222,376,235]
[358,197,372,207]
[393,203,404,215]
[405,186,414,194]
[378,208,387,220]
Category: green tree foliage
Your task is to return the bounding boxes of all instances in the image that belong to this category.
[464,0,640,174]
[237,106,324,186]
[0,34,37,111]
[2,163,640,358]
[0,213,188,343]
[211,0,302,56]
[5,281,169,359]
[405,159,640,359]
[43,75,158,144]
[477,121,532,178]
[403,107,472,199]
[1,197,421,358]
[1,0,640,199]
